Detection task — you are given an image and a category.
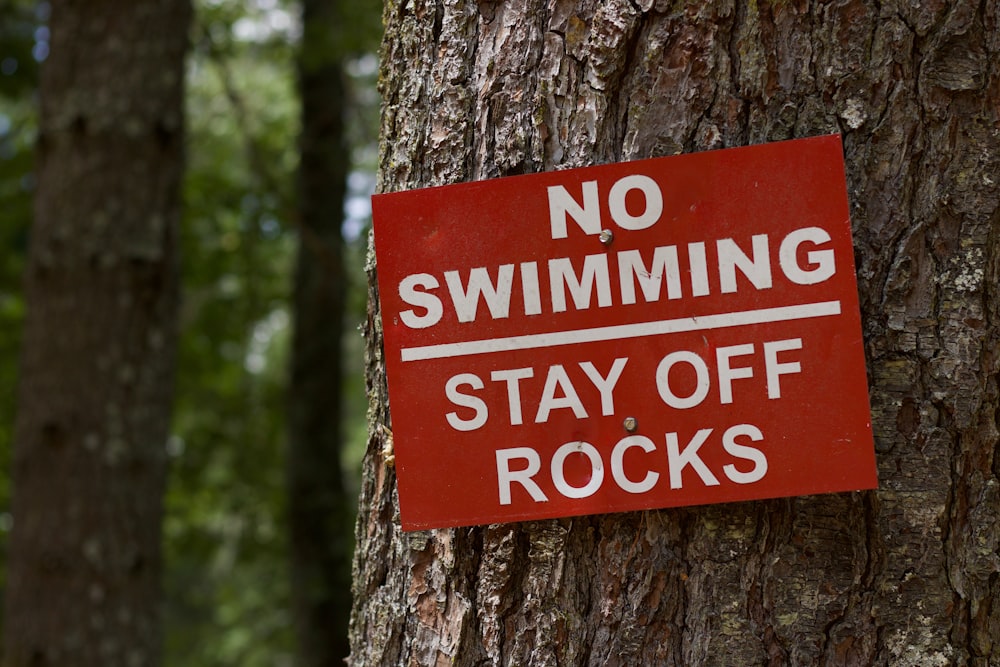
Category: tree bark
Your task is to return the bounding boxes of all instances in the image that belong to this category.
[287,0,353,664]
[2,1,190,665]
[351,1,1000,665]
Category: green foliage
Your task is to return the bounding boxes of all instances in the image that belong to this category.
[0,0,41,637]
[0,0,43,97]
[164,5,299,664]
[164,0,380,664]
[300,0,382,74]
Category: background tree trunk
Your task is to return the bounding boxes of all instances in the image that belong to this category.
[2,0,190,665]
[287,0,353,664]
[351,1,1000,665]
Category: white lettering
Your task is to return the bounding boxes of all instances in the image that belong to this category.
[444,373,487,431]
[490,367,534,425]
[716,343,755,405]
[520,262,542,315]
[548,254,612,313]
[396,226,838,330]
[535,364,587,423]
[548,181,600,239]
[618,246,682,304]
[666,429,720,489]
[551,441,604,498]
[579,358,628,416]
[718,234,773,293]
[763,338,803,399]
[611,435,659,494]
[780,226,836,284]
[687,242,710,297]
[722,423,768,484]
[496,448,549,504]
[495,422,771,504]
[608,174,663,231]
[398,273,443,328]
[444,265,514,323]
[656,351,711,409]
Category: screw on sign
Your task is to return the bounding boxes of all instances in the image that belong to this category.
[372,135,877,531]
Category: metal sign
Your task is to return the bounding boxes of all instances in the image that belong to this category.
[372,135,877,531]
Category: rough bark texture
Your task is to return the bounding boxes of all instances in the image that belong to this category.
[351,1,1000,665]
[287,0,353,663]
[2,1,190,665]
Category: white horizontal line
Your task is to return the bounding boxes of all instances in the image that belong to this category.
[399,300,842,362]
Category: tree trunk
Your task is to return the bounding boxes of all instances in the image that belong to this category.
[2,1,190,665]
[287,0,353,664]
[351,1,1000,665]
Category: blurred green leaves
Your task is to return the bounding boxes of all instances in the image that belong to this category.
[165,3,299,662]
[0,0,42,623]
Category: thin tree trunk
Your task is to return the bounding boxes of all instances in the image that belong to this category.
[3,1,190,665]
[287,0,353,663]
[352,1,1000,665]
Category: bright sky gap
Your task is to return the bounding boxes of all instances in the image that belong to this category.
[399,300,843,362]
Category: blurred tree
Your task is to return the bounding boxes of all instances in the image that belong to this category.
[288,0,380,663]
[288,0,352,662]
[164,3,299,663]
[2,0,190,665]
[161,1,379,664]
[0,0,379,662]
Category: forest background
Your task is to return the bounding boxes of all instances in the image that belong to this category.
[0,0,380,664]
[5,0,998,665]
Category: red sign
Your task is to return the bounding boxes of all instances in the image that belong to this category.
[372,135,877,531]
